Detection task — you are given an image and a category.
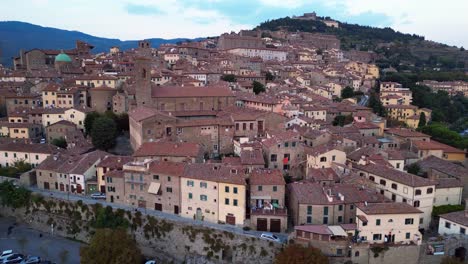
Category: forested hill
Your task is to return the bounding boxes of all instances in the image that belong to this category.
[256,17,468,72]
[0,21,200,67]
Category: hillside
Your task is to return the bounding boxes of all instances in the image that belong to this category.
[256,17,468,72]
[0,21,200,66]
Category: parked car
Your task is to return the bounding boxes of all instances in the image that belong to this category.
[260,232,282,243]
[20,256,41,264]
[0,251,13,259]
[145,260,156,264]
[2,253,23,263]
[90,192,106,199]
[39,138,46,144]
[0,252,15,263]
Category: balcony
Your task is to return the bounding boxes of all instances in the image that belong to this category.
[251,207,287,216]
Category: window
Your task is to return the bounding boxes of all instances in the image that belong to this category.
[461,227,466,235]
[284,142,289,147]
[131,184,134,190]
[233,199,238,206]
[338,216,343,223]
[166,187,173,193]
[376,219,381,226]
[225,198,230,205]
[167,176,171,182]
[233,187,238,194]
[307,206,312,215]
[225,186,230,193]
[355,251,360,257]
[391,183,397,190]
[332,155,336,161]
[445,221,451,229]
[350,205,354,210]
[273,186,277,192]
[379,179,386,186]
[139,185,143,191]
[338,205,343,211]
[405,232,410,239]
[200,182,207,188]
[369,176,375,182]
[427,188,433,194]
[236,123,239,130]
[187,180,194,187]
[320,157,327,162]
[188,193,193,199]
[270,154,277,162]
[415,189,422,196]
[373,234,382,241]
[324,207,329,216]
[413,201,420,207]
[292,142,296,147]
[391,194,396,201]
[258,186,263,191]
[243,123,246,130]
[306,216,312,224]
[396,163,401,169]
[323,217,328,224]
[249,123,253,130]
[200,195,207,201]
[405,218,414,225]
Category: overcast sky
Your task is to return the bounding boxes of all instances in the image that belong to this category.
[1,0,466,48]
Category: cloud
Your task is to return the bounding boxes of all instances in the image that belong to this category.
[125,4,164,16]
[258,0,308,9]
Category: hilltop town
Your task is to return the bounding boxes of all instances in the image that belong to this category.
[0,12,467,264]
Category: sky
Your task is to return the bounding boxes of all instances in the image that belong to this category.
[0,0,467,48]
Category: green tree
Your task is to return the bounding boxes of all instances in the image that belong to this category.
[252,81,266,95]
[84,112,101,135]
[90,116,117,151]
[406,163,421,175]
[368,92,385,116]
[13,160,32,173]
[51,137,67,149]
[275,244,328,264]
[116,113,129,132]
[418,112,427,128]
[341,86,354,99]
[80,228,143,264]
[332,115,354,127]
[221,74,236,82]
[265,72,275,82]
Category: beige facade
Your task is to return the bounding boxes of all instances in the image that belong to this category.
[306,148,346,174]
[356,203,422,245]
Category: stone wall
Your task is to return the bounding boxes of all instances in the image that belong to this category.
[1,196,281,264]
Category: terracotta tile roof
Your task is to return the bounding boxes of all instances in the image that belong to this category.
[128,107,174,122]
[288,181,387,205]
[353,162,435,187]
[413,140,465,154]
[440,211,468,227]
[261,130,301,148]
[356,202,422,215]
[305,143,343,156]
[133,141,201,158]
[384,128,429,138]
[436,178,463,189]
[240,149,265,165]
[46,120,76,128]
[96,155,133,170]
[294,225,332,235]
[0,142,61,154]
[307,168,339,182]
[148,160,185,176]
[151,85,234,98]
[249,169,285,185]
[221,156,242,166]
[417,155,468,179]
[183,163,246,185]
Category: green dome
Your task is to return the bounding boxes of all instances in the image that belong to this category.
[55,52,72,62]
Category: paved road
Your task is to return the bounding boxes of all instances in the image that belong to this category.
[0,217,81,264]
[30,187,289,242]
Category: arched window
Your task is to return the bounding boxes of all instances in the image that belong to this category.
[369,176,375,182]
[142,68,147,79]
[414,200,420,207]
[355,251,360,257]
[320,157,327,162]
[415,189,422,196]
[427,188,433,194]
[391,183,398,190]
[379,179,386,186]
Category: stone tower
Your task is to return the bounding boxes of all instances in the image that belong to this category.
[134,57,152,106]
[138,40,151,57]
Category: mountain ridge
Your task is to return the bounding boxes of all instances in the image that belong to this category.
[0,21,202,66]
